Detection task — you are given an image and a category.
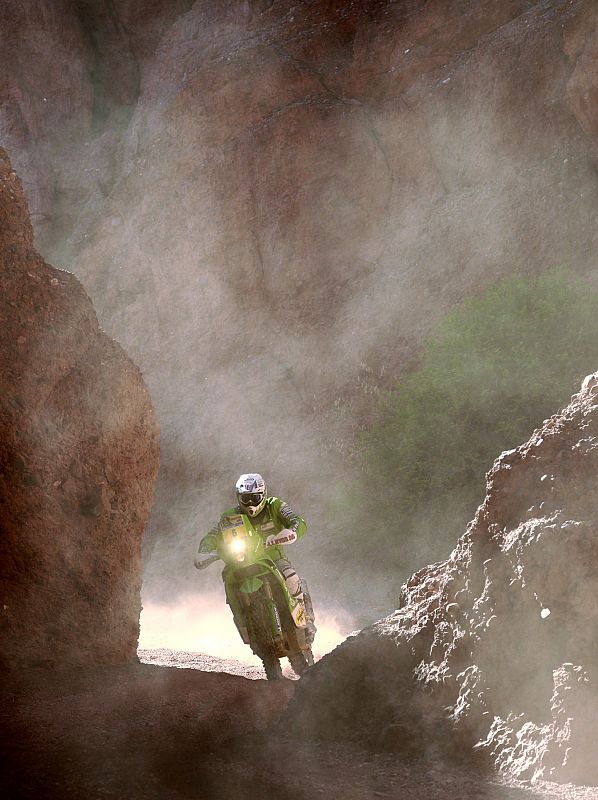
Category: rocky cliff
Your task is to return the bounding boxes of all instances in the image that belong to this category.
[0,149,159,668]
[2,0,598,607]
[289,374,598,785]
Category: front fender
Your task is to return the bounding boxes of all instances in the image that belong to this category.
[239,575,264,594]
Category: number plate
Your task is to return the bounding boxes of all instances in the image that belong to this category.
[221,514,249,543]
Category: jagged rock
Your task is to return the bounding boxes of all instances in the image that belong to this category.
[0,148,159,668]
[289,375,598,785]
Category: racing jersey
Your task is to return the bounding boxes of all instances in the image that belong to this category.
[197,496,306,562]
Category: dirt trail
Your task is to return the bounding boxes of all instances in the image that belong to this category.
[2,660,597,800]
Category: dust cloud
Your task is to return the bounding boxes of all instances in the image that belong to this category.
[6,0,598,651]
[138,591,352,664]
[97,9,596,639]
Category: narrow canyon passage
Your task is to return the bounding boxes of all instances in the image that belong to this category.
[3,3,598,798]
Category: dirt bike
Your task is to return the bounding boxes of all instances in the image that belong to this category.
[198,512,314,680]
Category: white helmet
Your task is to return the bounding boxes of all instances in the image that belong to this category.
[236,473,267,517]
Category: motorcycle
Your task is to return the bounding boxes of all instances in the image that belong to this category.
[198,512,314,680]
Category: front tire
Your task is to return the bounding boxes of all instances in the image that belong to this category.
[262,654,283,680]
[246,591,283,681]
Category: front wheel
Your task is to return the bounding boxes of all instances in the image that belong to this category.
[245,591,283,681]
[262,654,283,680]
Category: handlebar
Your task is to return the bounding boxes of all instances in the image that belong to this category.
[194,553,219,570]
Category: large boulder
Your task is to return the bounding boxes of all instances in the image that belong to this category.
[289,374,598,785]
[0,148,159,668]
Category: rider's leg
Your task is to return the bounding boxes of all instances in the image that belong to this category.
[275,557,301,596]
[274,557,317,645]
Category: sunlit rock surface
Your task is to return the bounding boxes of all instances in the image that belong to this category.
[290,375,598,785]
[0,149,159,668]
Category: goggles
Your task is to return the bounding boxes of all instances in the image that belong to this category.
[239,492,264,506]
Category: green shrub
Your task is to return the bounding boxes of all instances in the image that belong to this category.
[351,268,598,578]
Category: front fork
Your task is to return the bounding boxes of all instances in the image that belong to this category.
[263,580,283,637]
[234,579,282,643]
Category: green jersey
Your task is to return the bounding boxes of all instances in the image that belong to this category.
[198,496,307,562]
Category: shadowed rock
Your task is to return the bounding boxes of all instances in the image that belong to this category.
[289,374,598,785]
[0,148,160,668]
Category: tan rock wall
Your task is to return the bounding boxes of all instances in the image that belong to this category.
[288,374,598,784]
[0,148,159,668]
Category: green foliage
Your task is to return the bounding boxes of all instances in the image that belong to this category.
[355,269,598,576]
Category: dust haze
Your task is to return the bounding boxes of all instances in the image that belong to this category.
[4,1,598,648]
[139,593,350,663]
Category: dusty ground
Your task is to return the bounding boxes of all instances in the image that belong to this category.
[2,655,598,800]
[138,647,297,680]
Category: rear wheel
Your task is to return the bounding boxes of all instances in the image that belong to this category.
[246,592,283,681]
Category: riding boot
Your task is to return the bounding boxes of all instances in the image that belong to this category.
[300,580,317,645]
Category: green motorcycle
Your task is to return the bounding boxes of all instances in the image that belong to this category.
[199,512,314,680]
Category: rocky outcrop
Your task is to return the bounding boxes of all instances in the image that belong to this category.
[0,148,159,668]
[289,375,598,785]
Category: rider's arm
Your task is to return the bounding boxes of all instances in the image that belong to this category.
[265,498,306,547]
[194,525,220,569]
[277,500,307,539]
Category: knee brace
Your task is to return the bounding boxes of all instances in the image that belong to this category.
[279,563,302,598]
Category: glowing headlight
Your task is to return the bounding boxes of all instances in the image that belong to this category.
[230,538,246,555]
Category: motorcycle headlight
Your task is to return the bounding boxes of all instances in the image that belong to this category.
[230,538,246,561]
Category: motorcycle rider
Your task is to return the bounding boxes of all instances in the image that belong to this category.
[194,473,316,644]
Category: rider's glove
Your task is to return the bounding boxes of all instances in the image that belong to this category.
[194,552,218,569]
[265,528,297,548]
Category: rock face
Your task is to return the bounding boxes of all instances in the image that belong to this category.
[0,148,159,668]
[290,375,598,785]
[0,0,194,253]
[2,1,598,609]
